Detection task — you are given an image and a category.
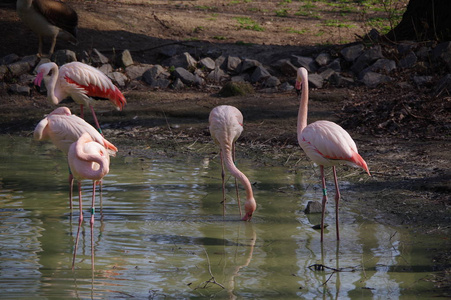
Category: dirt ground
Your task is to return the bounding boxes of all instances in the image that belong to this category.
[0,0,450,291]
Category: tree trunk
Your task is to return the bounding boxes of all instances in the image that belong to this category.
[384,0,451,42]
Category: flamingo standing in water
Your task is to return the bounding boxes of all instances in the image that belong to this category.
[209,105,256,221]
[68,133,110,269]
[34,106,117,208]
[16,0,78,56]
[295,67,370,242]
[34,61,127,134]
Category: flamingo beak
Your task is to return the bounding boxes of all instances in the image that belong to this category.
[241,212,253,221]
[295,79,302,96]
[34,72,44,86]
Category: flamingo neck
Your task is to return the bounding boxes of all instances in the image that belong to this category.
[221,143,256,216]
[297,76,309,139]
[46,63,61,105]
[74,141,109,180]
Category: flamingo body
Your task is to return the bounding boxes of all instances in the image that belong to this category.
[295,67,370,242]
[209,105,256,221]
[34,62,126,110]
[16,0,78,56]
[33,107,117,155]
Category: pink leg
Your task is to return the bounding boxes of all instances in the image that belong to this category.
[78,181,83,224]
[220,150,226,217]
[69,173,74,211]
[90,106,103,135]
[232,143,242,218]
[320,166,328,243]
[332,166,341,241]
[72,217,82,270]
[91,181,96,270]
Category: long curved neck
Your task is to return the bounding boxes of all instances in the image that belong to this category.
[75,142,109,180]
[297,76,309,137]
[46,64,60,105]
[221,143,255,205]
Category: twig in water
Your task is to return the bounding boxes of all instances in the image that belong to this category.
[194,249,225,290]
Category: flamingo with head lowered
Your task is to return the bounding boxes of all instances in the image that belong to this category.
[34,61,127,134]
[68,132,111,269]
[295,67,371,242]
[16,0,78,57]
[209,105,256,221]
[34,106,117,209]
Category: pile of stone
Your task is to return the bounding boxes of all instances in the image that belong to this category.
[1,40,451,97]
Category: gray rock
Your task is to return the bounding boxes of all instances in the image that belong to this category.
[90,49,109,65]
[198,57,215,71]
[432,41,451,71]
[319,68,336,80]
[308,73,323,88]
[263,76,280,88]
[413,75,433,86]
[434,74,451,96]
[108,71,128,87]
[250,66,271,83]
[52,49,77,65]
[399,52,417,69]
[0,65,8,81]
[142,65,170,85]
[359,58,396,79]
[327,58,342,72]
[98,64,113,75]
[126,64,153,80]
[1,53,20,65]
[292,55,317,72]
[7,61,31,77]
[240,58,262,73]
[8,84,30,96]
[173,67,196,85]
[279,82,294,92]
[231,74,250,82]
[341,44,364,62]
[226,56,242,74]
[351,45,384,74]
[207,66,229,83]
[330,73,355,87]
[117,50,134,68]
[164,52,197,70]
[172,78,185,90]
[315,52,331,66]
[304,201,322,214]
[361,71,391,88]
[271,58,297,76]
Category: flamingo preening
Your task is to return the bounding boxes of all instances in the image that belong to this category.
[209,105,256,221]
[68,133,111,270]
[34,106,117,209]
[34,61,127,134]
[295,67,371,242]
[16,0,78,57]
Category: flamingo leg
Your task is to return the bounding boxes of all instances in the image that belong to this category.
[320,166,328,243]
[232,143,242,218]
[69,173,74,211]
[91,180,96,270]
[332,166,341,241]
[49,34,57,56]
[72,217,82,270]
[78,181,83,224]
[89,105,103,135]
[220,150,226,217]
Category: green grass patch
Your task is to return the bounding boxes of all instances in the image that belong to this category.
[234,17,264,31]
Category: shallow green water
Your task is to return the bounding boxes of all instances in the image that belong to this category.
[0,135,446,299]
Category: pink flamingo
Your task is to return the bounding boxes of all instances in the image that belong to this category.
[209,105,256,221]
[68,133,110,269]
[34,61,127,133]
[16,0,78,56]
[295,67,371,242]
[34,106,117,208]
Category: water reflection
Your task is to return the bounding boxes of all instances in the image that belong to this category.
[0,135,445,299]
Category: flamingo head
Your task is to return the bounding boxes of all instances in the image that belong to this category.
[295,67,308,95]
[33,62,56,86]
[48,107,72,116]
[242,199,256,221]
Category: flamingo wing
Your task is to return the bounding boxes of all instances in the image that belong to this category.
[300,120,369,173]
[60,62,126,110]
[209,105,243,146]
